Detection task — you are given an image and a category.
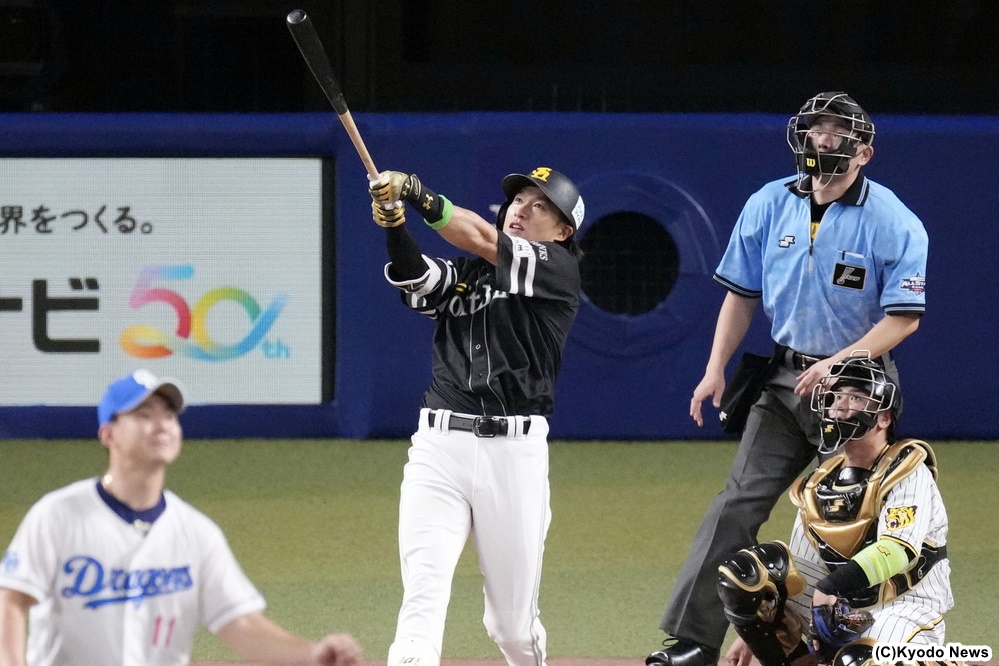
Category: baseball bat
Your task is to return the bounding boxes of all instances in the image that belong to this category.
[286,9,380,179]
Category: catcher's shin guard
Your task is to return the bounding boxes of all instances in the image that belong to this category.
[717,541,808,666]
[387,638,441,666]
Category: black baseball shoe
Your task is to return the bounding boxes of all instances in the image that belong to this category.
[645,637,719,666]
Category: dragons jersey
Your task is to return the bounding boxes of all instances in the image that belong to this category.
[386,232,580,417]
[0,479,265,666]
[714,174,928,356]
[789,439,952,612]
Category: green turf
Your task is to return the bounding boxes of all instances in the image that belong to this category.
[0,439,993,660]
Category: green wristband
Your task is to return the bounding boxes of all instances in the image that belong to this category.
[425,195,453,230]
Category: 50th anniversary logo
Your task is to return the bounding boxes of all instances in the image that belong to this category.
[120,264,288,361]
[0,264,290,361]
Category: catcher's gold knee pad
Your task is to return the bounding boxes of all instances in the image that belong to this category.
[717,541,805,623]
[717,541,808,666]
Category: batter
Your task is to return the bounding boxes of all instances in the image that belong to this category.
[368,166,585,666]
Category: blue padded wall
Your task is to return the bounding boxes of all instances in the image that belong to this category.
[1,112,997,439]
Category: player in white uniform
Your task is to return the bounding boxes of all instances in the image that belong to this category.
[716,355,952,666]
[0,369,362,666]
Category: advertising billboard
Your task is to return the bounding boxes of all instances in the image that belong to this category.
[0,158,327,406]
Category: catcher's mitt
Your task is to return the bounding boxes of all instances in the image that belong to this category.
[808,601,875,664]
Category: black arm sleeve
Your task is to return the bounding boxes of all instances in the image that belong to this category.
[386,224,426,280]
[815,560,869,596]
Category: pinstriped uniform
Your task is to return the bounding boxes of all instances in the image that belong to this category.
[786,452,952,646]
[384,232,580,666]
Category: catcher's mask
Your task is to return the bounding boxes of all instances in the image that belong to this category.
[495,167,585,253]
[810,353,898,454]
[786,92,875,186]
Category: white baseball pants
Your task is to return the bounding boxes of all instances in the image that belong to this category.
[391,408,551,666]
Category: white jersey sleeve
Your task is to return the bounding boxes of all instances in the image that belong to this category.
[877,464,943,552]
[384,255,459,319]
[0,491,63,604]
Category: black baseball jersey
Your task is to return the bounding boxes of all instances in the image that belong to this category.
[386,233,580,416]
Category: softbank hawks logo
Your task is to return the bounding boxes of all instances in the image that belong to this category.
[61,556,193,608]
[447,282,508,317]
[530,241,549,261]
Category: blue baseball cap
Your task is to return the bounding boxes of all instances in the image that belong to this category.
[98,369,186,427]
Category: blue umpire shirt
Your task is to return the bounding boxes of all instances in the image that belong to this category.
[714,174,928,357]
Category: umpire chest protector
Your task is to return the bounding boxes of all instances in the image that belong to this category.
[790,439,941,605]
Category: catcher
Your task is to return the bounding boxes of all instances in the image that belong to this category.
[715,354,952,666]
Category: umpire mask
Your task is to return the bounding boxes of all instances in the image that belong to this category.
[786,92,875,185]
[810,354,898,454]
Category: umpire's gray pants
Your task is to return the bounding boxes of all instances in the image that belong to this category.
[659,356,901,647]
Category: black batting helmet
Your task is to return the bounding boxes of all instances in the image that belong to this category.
[786,92,875,179]
[810,353,900,454]
[496,167,585,230]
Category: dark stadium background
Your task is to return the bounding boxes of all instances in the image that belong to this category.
[3,1,997,115]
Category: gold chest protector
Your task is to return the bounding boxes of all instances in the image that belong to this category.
[789,439,937,562]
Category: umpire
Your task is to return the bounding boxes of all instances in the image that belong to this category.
[647,92,929,666]
[368,167,584,666]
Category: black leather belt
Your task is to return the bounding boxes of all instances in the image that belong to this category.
[427,411,531,437]
[784,348,825,371]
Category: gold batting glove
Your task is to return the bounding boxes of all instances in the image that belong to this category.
[368,170,413,207]
[371,200,405,228]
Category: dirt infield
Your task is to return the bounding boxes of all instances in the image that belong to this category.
[192,660,999,666]
[191,657,636,666]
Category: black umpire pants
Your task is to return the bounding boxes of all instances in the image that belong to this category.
[658,354,900,648]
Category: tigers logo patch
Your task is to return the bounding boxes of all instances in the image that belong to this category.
[885,505,916,530]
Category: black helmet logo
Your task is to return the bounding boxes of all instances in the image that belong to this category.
[530,167,554,182]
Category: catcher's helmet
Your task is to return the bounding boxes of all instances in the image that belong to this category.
[810,353,899,454]
[496,167,585,230]
[786,92,875,181]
